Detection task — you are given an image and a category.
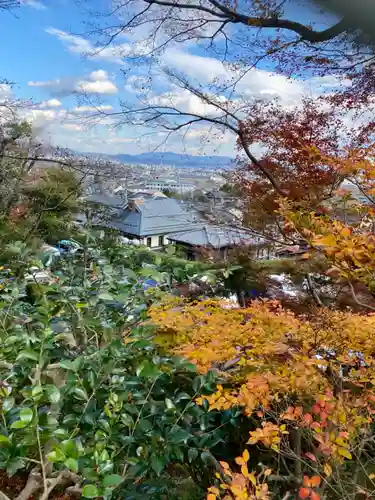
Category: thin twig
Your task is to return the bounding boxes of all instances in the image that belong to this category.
[348,281,375,311]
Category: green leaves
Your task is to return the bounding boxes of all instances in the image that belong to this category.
[120,413,134,428]
[10,420,28,429]
[188,448,198,463]
[151,455,165,475]
[64,457,79,473]
[59,358,81,372]
[10,408,33,429]
[201,450,217,467]
[165,398,176,410]
[61,439,80,458]
[0,434,11,445]
[0,384,12,397]
[102,474,122,488]
[47,448,66,463]
[168,427,191,444]
[2,397,14,412]
[16,349,39,362]
[0,242,223,499]
[138,419,153,432]
[46,384,60,403]
[165,245,176,256]
[98,291,114,301]
[47,441,81,465]
[122,268,138,282]
[6,458,25,477]
[20,408,33,423]
[73,387,88,401]
[136,360,161,378]
[82,484,99,498]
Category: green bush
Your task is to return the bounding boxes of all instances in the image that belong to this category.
[0,243,240,499]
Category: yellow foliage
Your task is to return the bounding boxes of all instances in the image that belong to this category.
[207,450,270,499]
[247,422,288,451]
[279,200,375,286]
[148,297,375,472]
[149,298,375,402]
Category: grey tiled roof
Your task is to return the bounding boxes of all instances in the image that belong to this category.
[167,226,266,249]
[85,193,126,208]
[106,198,199,237]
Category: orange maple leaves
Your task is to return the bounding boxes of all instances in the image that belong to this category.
[299,475,321,500]
[248,422,288,451]
[207,449,271,500]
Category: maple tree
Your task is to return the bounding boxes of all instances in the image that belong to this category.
[233,98,344,236]
[148,297,375,498]
[235,96,375,225]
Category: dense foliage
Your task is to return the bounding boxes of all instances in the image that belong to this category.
[0,242,252,499]
[149,297,375,499]
[4,2,375,498]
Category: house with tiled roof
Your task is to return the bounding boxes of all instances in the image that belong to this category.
[86,193,272,256]
[168,226,270,260]
[104,197,200,248]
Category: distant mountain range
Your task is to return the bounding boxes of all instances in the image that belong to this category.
[76,151,234,169]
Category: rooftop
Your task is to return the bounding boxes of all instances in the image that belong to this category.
[84,193,125,209]
[107,197,199,237]
[167,226,266,249]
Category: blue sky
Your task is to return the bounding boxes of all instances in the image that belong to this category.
[0,0,342,156]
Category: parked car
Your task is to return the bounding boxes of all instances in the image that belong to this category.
[56,240,84,255]
[25,266,54,284]
[40,244,61,267]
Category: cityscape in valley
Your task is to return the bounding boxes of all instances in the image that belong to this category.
[2,1,375,499]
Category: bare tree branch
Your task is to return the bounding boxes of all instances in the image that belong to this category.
[139,0,348,43]
[306,273,324,306]
[207,0,348,42]
[348,280,375,311]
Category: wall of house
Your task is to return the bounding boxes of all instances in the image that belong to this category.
[144,182,194,192]
[142,235,166,248]
[255,245,275,260]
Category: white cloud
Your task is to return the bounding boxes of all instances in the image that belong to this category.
[46,28,91,55]
[28,70,118,96]
[161,49,346,106]
[0,85,18,123]
[21,0,46,9]
[77,79,117,95]
[184,129,206,139]
[162,49,305,105]
[107,137,133,143]
[72,105,113,114]
[46,28,132,65]
[46,27,153,65]
[39,99,62,108]
[150,87,229,118]
[90,70,108,82]
[61,123,84,131]
[0,84,13,100]
[163,49,228,85]
[22,32,352,157]
[22,108,64,125]
[124,75,151,93]
[52,131,137,154]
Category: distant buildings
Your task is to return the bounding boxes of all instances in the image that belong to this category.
[143,179,195,193]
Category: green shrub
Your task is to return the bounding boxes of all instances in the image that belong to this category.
[0,243,238,499]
